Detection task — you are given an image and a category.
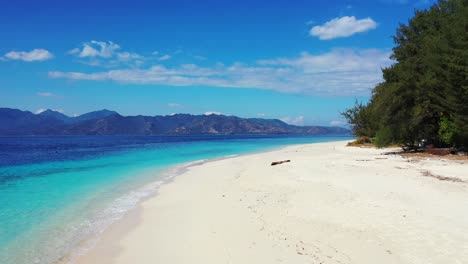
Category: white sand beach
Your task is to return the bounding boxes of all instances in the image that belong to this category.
[75,141,468,264]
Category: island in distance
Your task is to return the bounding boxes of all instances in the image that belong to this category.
[0,108,349,136]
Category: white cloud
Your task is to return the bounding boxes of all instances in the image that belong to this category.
[330,120,347,126]
[68,48,80,55]
[3,49,53,62]
[194,55,206,60]
[281,116,305,126]
[116,52,143,61]
[78,40,120,58]
[158,54,171,61]
[152,51,159,55]
[79,45,99,57]
[68,40,149,67]
[204,111,222,115]
[310,16,377,40]
[167,103,184,108]
[37,92,61,98]
[49,48,392,96]
[257,113,266,117]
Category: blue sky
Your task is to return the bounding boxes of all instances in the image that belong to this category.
[0,0,435,126]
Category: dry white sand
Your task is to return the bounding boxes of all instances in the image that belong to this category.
[75,141,468,264]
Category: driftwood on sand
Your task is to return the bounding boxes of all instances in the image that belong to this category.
[271,160,291,166]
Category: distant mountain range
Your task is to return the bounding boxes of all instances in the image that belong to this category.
[0,108,349,136]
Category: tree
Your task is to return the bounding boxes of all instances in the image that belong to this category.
[340,100,376,138]
[343,0,467,148]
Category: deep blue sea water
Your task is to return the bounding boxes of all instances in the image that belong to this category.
[0,135,351,264]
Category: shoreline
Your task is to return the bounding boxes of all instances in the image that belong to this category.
[63,141,340,263]
[74,140,468,264]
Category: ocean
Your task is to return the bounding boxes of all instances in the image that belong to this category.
[0,134,351,264]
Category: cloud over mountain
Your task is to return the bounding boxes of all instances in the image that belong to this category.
[50,48,392,96]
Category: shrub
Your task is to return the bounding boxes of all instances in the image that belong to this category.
[355,136,372,144]
[374,127,393,148]
[438,116,458,147]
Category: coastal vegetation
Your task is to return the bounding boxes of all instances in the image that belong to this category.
[342,0,467,149]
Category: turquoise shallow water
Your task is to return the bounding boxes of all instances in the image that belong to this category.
[0,135,351,264]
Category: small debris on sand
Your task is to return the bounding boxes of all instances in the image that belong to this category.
[271,160,291,166]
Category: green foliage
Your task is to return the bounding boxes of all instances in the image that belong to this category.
[438,116,458,146]
[374,127,394,148]
[342,0,468,148]
[340,100,376,138]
